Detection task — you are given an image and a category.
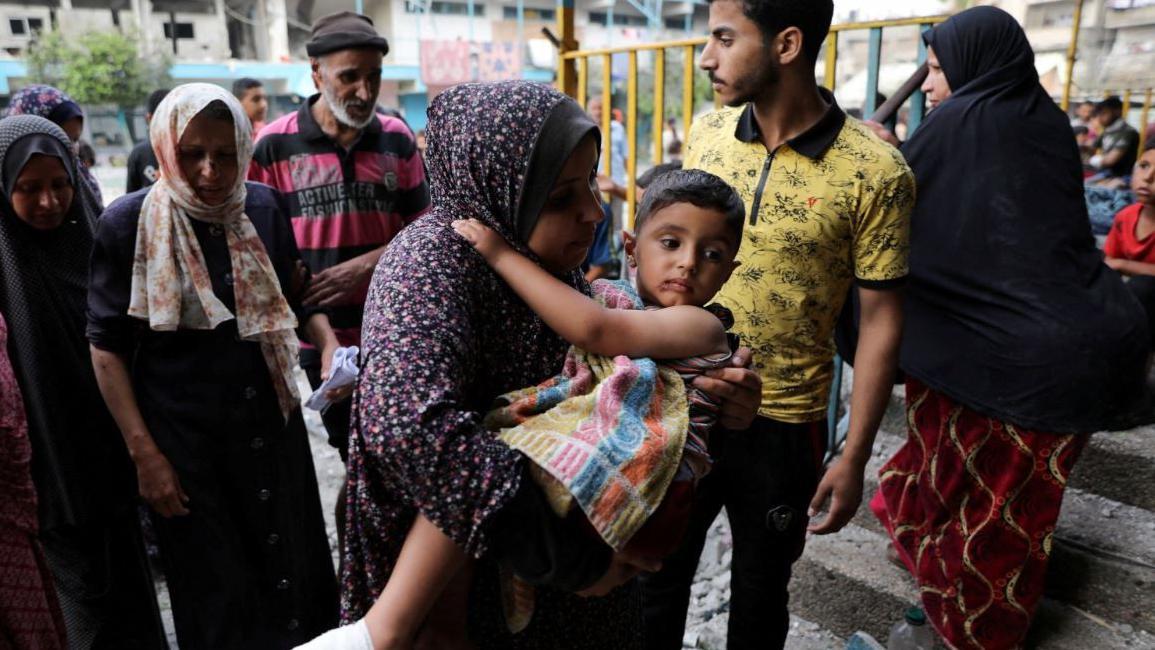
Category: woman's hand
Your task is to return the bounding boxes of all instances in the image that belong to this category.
[320,341,354,403]
[576,549,662,598]
[692,347,762,430]
[451,219,510,263]
[135,449,190,518]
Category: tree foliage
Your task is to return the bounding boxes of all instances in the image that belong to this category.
[26,29,170,107]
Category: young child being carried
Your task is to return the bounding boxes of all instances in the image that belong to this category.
[298,169,745,650]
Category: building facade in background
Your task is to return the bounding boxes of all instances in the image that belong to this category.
[1,0,1151,153]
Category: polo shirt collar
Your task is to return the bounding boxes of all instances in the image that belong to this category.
[297,93,382,143]
[734,87,846,159]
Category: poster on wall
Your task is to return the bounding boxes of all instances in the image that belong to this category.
[419,40,472,86]
[477,42,523,81]
[420,40,524,86]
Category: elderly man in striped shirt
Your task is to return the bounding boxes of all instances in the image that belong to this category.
[249,10,431,462]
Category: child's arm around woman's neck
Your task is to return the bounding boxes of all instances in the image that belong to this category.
[452,219,728,359]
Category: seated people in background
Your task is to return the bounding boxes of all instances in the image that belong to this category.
[1072,99,1097,154]
[1105,140,1155,344]
[125,88,171,194]
[232,77,269,137]
[1088,96,1140,187]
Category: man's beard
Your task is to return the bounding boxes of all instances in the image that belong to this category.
[323,85,376,129]
[714,58,781,108]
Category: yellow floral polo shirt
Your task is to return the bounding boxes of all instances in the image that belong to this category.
[685,92,914,423]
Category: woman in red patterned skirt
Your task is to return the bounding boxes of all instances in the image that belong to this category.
[0,311,67,649]
[869,7,1150,649]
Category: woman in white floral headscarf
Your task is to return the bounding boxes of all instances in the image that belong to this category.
[87,83,344,649]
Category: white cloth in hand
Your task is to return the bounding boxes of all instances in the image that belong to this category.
[294,619,373,650]
[304,346,359,413]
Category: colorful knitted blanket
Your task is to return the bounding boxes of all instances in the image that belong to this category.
[486,279,690,552]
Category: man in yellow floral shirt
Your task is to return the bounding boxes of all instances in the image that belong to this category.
[640,1,914,648]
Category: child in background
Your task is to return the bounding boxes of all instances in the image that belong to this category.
[298,169,745,650]
[1105,140,1155,347]
[1105,141,1155,275]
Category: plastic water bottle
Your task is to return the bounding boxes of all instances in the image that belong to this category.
[846,631,886,650]
[887,607,934,650]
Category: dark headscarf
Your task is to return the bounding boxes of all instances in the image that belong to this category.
[899,7,1149,433]
[0,115,132,528]
[2,132,74,198]
[5,84,104,207]
[425,81,599,247]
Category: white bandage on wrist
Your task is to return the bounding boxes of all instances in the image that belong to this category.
[293,619,373,650]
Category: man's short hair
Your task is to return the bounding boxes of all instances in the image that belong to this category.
[708,0,834,64]
[1097,96,1123,113]
[146,88,171,116]
[634,169,745,246]
[232,77,263,99]
[637,161,683,189]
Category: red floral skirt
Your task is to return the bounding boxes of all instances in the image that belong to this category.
[870,378,1087,650]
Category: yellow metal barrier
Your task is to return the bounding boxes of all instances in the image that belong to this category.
[554,10,1152,222]
[556,15,948,225]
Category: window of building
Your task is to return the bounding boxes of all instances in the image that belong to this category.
[405,1,486,16]
[1110,0,1155,9]
[664,16,690,30]
[163,22,195,39]
[503,6,555,21]
[589,11,648,27]
[9,17,43,36]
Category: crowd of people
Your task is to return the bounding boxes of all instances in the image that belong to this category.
[0,2,1150,650]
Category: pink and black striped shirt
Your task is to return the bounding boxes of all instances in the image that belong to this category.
[249,96,430,346]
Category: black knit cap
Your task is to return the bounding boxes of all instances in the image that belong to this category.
[306,11,389,58]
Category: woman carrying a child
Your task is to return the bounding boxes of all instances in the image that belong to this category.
[329,81,760,649]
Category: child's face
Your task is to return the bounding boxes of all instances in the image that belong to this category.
[1132,149,1155,205]
[624,202,739,308]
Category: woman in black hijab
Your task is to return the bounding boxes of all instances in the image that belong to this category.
[869,8,1149,649]
[0,115,165,648]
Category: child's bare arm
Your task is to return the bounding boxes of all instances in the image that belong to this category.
[363,513,469,649]
[1106,257,1155,277]
[452,219,727,358]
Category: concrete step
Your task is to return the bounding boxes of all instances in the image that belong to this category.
[791,521,1155,649]
[869,383,1155,512]
[853,430,1155,635]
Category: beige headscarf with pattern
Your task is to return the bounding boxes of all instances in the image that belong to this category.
[128,83,299,420]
